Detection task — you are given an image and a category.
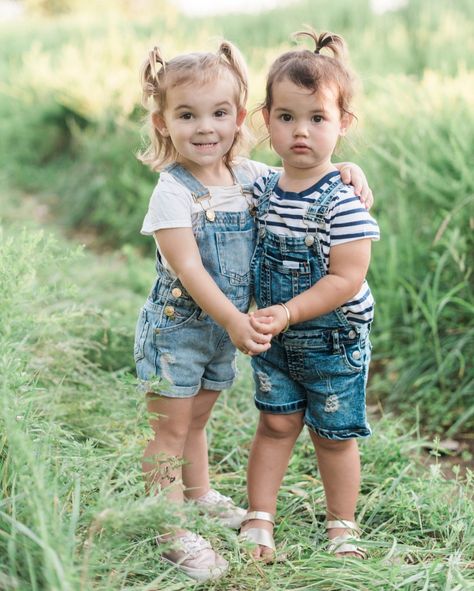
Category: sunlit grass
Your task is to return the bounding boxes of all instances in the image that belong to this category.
[0,221,473,590]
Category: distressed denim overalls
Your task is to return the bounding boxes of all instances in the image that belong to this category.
[134,163,256,397]
[251,172,372,440]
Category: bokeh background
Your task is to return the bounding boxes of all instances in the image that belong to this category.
[1,1,473,589]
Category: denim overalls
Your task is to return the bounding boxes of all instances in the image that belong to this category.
[250,172,372,440]
[134,163,256,397]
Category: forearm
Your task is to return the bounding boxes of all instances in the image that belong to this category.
[286,274,362,326]
[176,263,240,330]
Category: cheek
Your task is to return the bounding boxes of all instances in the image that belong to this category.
[270,126,287,144]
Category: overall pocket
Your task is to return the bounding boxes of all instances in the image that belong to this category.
[144,299,200,335]
[216,229,254,285]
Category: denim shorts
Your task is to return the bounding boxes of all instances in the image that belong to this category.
[251,326,372,440]
[134,295,240,398]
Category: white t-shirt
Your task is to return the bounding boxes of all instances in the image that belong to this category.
[141,158,270,273]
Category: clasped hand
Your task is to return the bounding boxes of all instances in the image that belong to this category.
[225,306,288,356]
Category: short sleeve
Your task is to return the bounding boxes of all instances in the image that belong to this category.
[329,188,380,246]
[240,158,272,182]
[140,173,193,235]
[252,173,272,209]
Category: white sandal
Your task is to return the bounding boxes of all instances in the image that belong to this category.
[238,511,276,558]
[327,520,366,559]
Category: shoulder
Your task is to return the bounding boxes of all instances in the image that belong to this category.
[328,183,380,242]
[328,181,366,216]
[233,157,272,183]
[155,171,193,195]
[150,171,193,203]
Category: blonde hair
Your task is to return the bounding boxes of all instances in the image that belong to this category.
[262,29,357,119]
[138,41,250,171]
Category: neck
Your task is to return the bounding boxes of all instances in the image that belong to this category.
[178,158,234,186]
[279,160,336,193]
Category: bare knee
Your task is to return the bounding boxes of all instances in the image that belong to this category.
[258,412,304,440]
[311,433,357,453]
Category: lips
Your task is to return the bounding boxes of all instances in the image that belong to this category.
[291,143,310,152]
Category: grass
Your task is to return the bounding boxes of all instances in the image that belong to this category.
[0,200,473,590]
[0,0,473,587]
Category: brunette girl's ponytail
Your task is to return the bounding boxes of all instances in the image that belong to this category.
[295,29,347,61]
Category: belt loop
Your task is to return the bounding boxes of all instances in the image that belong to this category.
[332,330,340,352]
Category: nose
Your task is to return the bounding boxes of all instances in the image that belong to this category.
[293,121,309,137]
[196,117,213,134]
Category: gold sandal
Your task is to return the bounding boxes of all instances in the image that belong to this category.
[238,511,275,560]
[327,519,366,559]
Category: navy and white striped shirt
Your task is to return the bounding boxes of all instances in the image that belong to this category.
[253,171,380,325]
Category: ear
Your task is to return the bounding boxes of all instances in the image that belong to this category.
[152,112,169,137]
[236,108,247,129]
[262,107,270,129]
[339,112,353,136]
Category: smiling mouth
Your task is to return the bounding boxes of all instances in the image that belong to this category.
[193,142,218,148]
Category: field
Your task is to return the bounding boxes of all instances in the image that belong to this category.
[0,0,473,589]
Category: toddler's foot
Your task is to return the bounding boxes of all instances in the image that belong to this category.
[239,513,275,562]
[188,488,246,529]
[157,530,228,582]
[327,520,366,559]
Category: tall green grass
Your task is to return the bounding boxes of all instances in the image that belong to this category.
[1,221,473,590]
[345,72,474,433]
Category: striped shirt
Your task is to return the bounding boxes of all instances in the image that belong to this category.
[253,171,380,325]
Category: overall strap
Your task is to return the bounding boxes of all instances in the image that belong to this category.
[304,176,345,225]
[231,162,254,195]
[256,171,281,220]
[164,163,210,202]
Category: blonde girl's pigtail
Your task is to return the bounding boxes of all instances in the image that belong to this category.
[137,45,173,171]
[140,46,166,108]
[295,29,347,61]
[217,41,249,105]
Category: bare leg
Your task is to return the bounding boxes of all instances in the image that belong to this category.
[182,389,220,500]
[309,431,361,558]
[241,412,304,559]
[142,393,194,505]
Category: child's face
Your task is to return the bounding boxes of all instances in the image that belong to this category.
[263,77,351,175]
[153,74,246,176]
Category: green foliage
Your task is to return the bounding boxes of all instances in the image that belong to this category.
[343,72,474,433]
[0,225,473,589]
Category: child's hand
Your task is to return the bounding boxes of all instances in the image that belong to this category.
[250,306,288,337]
[225,311,272,356]
[338,163,374,210]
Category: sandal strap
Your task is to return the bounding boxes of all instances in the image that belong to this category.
[241,511,275,525]
[328,535,366,558]
[239,527,276,551]
[327,519,360,534]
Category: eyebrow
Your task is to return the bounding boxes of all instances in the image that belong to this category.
[274,107,325,114]
[173,100,233,111]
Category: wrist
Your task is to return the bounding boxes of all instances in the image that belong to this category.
[222,308,242,331]
[277,302,291,332]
